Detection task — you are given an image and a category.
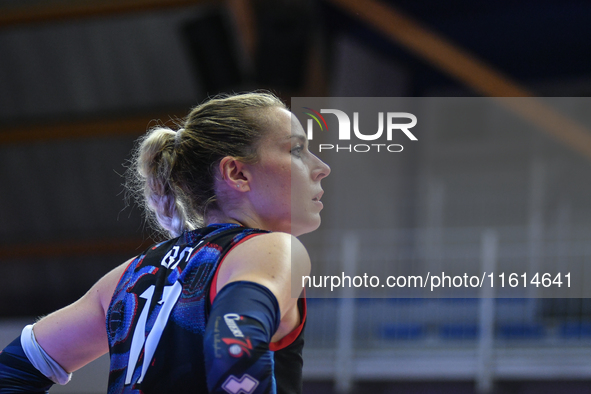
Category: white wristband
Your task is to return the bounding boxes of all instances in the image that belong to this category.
[20,324,72,385]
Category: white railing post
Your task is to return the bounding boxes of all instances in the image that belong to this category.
[334,232,359,393]
[477,229,497,393]
[527,158,545,307]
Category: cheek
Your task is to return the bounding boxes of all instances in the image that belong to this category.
[257,163,291,201]
[272,164,291,193]
[290,163,308,189]
[291,170,313,208]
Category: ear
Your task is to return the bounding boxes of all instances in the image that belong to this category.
[218,156,251,191]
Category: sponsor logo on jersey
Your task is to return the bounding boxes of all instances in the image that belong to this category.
[222,337,253,357]
[223,313,244,337]
[222,374,259,394]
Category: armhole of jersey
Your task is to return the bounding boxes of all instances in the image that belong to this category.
[113,256,141,294]
[208,232,306,351]
[208,233,266,305]
[106,256,142,323]
[269,289,307,351]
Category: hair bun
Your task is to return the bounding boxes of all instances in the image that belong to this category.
[126,92,286,239]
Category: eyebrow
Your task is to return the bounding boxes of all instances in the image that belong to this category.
[289,135,307,143]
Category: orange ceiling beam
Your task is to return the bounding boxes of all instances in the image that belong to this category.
[0,0,210,27]
[328,0,591,161]
[0,237,152,261]
[0,110,187,144]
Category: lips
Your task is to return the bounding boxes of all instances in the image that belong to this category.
[312,191,324,201]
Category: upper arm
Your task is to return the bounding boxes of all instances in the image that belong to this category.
[32,258,132,373]
[215,232,311,322]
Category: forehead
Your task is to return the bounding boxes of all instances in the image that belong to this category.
[261,107,306,143]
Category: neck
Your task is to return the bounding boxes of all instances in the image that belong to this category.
[205,208,277,232]
[204,209,252,228]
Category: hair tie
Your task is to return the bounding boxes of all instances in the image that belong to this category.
[174,128,185,148]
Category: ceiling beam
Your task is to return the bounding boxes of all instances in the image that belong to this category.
[0,237,152,261]
[328,0,530,98]
[0,0,211,28]
[328,0,591,161]
[0,110,187,144]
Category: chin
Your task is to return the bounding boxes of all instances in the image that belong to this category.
[292,217,322,237]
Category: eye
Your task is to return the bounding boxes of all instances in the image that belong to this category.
[291,145,303,157]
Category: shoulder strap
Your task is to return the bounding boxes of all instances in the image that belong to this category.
[203,229,269,315]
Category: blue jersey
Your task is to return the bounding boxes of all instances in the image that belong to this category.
[106,223,306,394]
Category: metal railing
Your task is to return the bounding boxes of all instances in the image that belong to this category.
[301,226,591,393]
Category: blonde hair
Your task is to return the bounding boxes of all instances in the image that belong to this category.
[126,92,286,238]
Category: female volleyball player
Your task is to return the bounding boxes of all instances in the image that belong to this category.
[0,92,330,393]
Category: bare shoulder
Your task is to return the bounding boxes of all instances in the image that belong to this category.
[221,232,310,282]
[216,232,311,314]
[94,258,135,314]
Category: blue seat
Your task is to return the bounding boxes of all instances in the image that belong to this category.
[560,322,591,338]
[497,323,545,339]
[380,324,425,340]
[439,324,479,340]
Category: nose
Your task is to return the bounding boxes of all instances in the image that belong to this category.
[312,155,331,181]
